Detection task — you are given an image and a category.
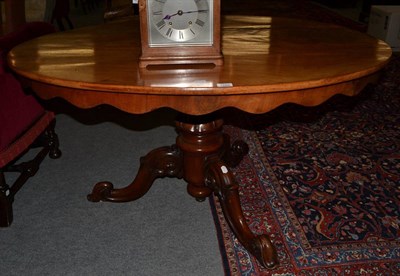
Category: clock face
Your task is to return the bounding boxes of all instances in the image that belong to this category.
[147,0,213,47]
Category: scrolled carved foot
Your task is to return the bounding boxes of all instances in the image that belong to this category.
[231,140,249,155]
[87,145,183,203]
[222,135,249,168]
[87,181,113,202]
[250,235,278,269]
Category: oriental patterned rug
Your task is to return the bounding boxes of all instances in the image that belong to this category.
[211,50,400,275]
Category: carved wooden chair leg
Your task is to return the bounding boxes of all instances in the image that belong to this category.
[0,152,48,227]
[46,119,62,159]
[0,117,62,227]
[0,172,13,227]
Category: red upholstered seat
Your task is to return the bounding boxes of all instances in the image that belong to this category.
[0,73,44,156]
[0,22,61,227]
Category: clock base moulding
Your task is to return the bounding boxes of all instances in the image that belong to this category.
[139,50,224,68]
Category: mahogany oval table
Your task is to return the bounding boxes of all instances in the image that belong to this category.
[8,16,392,269]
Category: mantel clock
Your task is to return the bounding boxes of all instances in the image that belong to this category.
[138,0,223,67]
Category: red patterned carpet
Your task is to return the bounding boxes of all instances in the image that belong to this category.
[213,54,400,275]
[212,1,400,274]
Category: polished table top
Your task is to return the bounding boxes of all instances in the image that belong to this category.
[8,16,392,115]
[7,15,393,269]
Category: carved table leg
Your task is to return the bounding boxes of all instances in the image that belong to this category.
[87,145,183,202]
[205,157,278,268]
[87,114,278,268]
[175,116,278,268]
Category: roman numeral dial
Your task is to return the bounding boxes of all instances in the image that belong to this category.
[148,0,212,45]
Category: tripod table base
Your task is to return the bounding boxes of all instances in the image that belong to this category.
[87,116,278,269]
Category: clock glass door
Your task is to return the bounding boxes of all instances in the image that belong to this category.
[147,0,213,47]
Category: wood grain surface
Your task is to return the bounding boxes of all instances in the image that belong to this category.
[8,16,392,115]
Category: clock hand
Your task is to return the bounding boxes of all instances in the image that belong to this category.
[182,9,209,14]
[163,9,208,20]
[163,12,179,20]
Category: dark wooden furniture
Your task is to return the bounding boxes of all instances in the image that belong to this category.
[0,75,61,227]
[0,22,61,227]
[77,0,100,14]
[104,0,138,21]
[1,0,25,34]
[8,16,392,268]
[51,0,74,31]
[313,0,359,8]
